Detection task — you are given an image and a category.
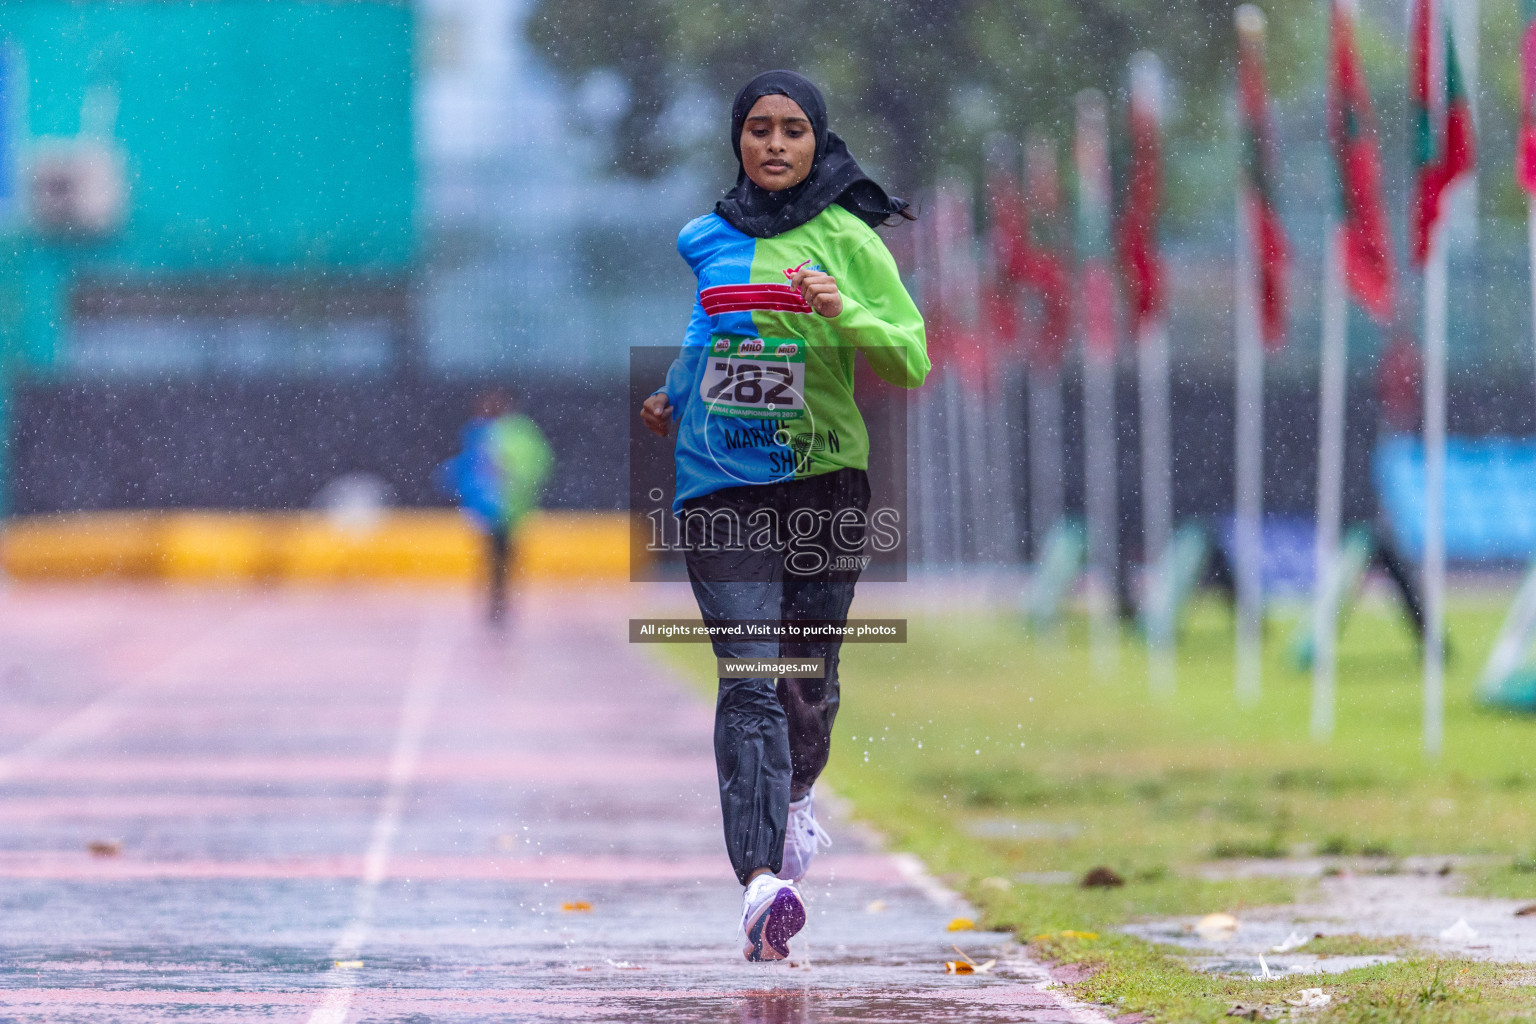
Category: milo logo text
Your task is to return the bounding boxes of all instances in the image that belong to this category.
[738,338,765,355]
[774,343,799,357]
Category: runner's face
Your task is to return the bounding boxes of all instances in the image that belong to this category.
[739,95,815,192]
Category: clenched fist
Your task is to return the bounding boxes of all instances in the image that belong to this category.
[790,266,842,318]
[641,392,673,437]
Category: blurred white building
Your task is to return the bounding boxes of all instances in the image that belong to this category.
[416,0,711,376]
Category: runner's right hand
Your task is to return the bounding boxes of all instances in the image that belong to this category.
[641,392,673,437]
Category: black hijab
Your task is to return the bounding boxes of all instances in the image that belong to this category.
[714,70,909,239]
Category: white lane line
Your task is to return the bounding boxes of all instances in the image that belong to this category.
[307,614,458,1024]
[0,615,251,786]
[890,851,967,910]
[889,856,1117,1022]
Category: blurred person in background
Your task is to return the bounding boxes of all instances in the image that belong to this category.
[439,390,553,626]
[640,70,927,962]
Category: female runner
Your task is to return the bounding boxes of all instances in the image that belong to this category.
[640,70,928,961]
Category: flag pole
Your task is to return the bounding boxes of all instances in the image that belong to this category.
[1233,155,1264,708]
[1234,5,1268,705]
[1077,89,1120,670]
[1138,327,1173,577]
[1413,0,1475,759]
[1024,132,1067,559]
[1314,0,1388,743]
[1128,53,1175,693]
[1084,326,1120,670]
[982,142,1024,569]
[997,363,1021,565]
[1140,320,1175,693]
[910,205,933,568]
[1523,0,1536,425]
[1423,218,1448,759]
[943,366,964,566]
[1530,194,1536,408]
[1313,222,1346,742]
[914,379,934,568]
[1130,57,1173,573]
[1028,363,1065,553]
[935,181,969,569]
[960,364,984,563]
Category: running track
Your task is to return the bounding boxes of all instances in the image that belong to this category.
[0,584,1110,1022]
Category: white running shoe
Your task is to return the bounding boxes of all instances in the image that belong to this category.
[740,873,806,962]
[778,792,832,883]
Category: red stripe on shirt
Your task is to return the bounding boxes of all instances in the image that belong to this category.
[700,283,812,315]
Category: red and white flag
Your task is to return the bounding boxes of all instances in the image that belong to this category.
[1118,54,1165,338]
[1075,90,1117,360]
[1326,0,1395,321]
[1237,6,1290,349]
[1022,135,1073,371]
[983,160,1028,357]
[1409,0,1475,264]
[925,181,984,384]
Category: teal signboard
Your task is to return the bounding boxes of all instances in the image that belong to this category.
[4,0,415,275]
[0,1,416,513]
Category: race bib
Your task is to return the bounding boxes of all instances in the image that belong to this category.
[699,337,806,419]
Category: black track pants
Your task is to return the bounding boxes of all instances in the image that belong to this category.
[487,526,512,624]
[681,468,869,885]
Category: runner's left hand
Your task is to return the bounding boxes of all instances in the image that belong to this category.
[790,267,842,318]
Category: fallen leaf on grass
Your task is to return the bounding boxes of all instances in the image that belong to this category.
[333,960,363,969]
[946,917,975,931]
[560,901,593,912]
[1081,865,1124,888]
[87,840,122,858]
[943,945,995,974]
[1031,929,1099,942]
[1286,988,1331,1008]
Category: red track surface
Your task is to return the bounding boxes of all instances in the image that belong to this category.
[0,584,1108,1022]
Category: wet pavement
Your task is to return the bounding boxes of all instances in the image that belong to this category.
[1130,859,1536,973]
[0,584,1110,1022]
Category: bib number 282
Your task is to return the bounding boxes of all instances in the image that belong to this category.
[699,343,805,419]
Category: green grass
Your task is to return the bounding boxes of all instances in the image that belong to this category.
[1301,934,1418,957]
[1033,936,1536,1023]
[657,593,1536,1021]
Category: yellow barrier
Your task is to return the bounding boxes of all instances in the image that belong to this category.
[274,511,481,583]
[0,509,638,584]
[160,513,281,582]
[1,512,162,580]
[518,512,635,582]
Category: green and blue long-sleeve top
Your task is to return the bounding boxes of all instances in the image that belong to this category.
[659,203,929,511]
